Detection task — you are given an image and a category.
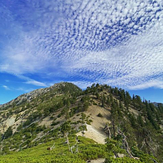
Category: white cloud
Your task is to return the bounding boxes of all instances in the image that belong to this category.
[2,85,10,90]
[0,0,163,90]
[128,80,163,90]
[25,80,47,87]
[66,19,163,89]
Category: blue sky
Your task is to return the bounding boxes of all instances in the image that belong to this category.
[0,0,163,104]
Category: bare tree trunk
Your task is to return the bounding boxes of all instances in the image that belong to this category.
[112,120,116,138]
[117,128,133,158]
[70,136,79,154]
[70,146,74,154]
[104,124,112,139]
[76,136,79,153]
[65,132,70,151]
[76,144,79,153]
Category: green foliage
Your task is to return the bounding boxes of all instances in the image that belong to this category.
[3,127,13,139]
[51,121,59,126]
[131,147,160,163]
[105,157,142,163]
[128,113,137,128]
[0,136,106,163]
[69,107,78,117]
[105,138,125,154]
[137,114,144,127]
[83,101,89,111]
[61,121,71,135]
[78,144,106,160]
[97,113,103,117]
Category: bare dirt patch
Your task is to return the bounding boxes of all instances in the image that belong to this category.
[76,104,111,144]
[77,124,107,144]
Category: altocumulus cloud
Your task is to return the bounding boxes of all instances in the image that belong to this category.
[0,0,163,89]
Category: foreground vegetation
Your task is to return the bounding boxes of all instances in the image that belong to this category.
[0,136,158,163]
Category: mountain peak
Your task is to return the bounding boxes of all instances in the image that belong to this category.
[0,82,81,110]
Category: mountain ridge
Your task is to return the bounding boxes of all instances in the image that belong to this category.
[0,82,162,162]
[0,82,81,109]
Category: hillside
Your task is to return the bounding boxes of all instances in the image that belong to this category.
[0,82,163,163]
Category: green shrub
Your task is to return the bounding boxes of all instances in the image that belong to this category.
[105,157,142,163]
[97,113,103,117]
[4,127,13,139]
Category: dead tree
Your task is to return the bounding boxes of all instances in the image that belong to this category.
[104,123,112,139]
[117,127,134,158]
[65,132,70,151]
[70,136,79,154]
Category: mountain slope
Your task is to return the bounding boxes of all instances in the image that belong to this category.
[0,82,162,162]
